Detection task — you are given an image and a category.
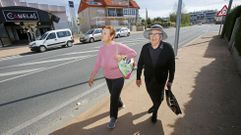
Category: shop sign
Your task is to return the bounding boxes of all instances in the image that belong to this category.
[3,10,39,22]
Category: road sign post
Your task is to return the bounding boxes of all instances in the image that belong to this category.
[217,5,228,35]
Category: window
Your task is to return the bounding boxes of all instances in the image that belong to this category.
[57,31,71,38]
[47,33,56,40]
[57,31,65,38]
[108,8,116,16]
[66,31,71,36]
[116,9,123,16]
[94,29,102,34]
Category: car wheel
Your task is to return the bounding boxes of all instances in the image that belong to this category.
[89,38,95,43]
[30,48,36,52]
[117,34,120,38]
[39,45,46,52]
[67,41,73,47]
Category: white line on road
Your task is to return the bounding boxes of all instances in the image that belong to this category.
[0,55,95,84]
[0,55,92,70]
[2,82,106,135]
[17,56,89,67]
[0,55,22,62]
[0,68,43,77]
[60,50,98,56]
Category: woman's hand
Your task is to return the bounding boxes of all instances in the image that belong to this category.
[136,79,142,87]
[166,82,172,90]
[88,78,94,87]
[115,55,126,62]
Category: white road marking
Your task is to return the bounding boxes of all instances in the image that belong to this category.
[0,55,22,62]
[60,50,98,56]
[0,68,43,77]
[0,55,95,84]
[17,56,89,67]
[0,56,91,70]
[3,82,106,135]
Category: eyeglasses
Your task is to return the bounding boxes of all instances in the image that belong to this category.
[149,33,162,36]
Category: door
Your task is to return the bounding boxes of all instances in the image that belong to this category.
[16,29,28,41]
[56,31,68,46]
[93,29,102,41]
[45,32,58,48]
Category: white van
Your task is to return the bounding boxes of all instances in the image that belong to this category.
[29,29,74,52]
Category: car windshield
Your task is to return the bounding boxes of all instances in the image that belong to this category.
[39,33,48,40]
[85,29,94,34]
[116,28,121,32]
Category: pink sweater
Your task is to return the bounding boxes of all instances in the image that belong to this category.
[91,42,137,79]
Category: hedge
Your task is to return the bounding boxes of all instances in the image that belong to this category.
[222,6,241,40]
[222,5,241,56]
[234,19,241,56]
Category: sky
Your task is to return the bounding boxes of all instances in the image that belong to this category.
[23,0,241,18]
[137,0,241,18]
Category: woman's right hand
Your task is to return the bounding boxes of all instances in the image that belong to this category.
[88,78,94,87]
[136,79,142,87]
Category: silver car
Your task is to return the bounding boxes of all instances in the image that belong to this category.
[79,28,102,43]
[115,27,130,38]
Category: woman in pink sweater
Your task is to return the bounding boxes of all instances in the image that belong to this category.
[88,26,137,129]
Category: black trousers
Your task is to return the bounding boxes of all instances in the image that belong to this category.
[105,77,124,119]
[145,78,165,115]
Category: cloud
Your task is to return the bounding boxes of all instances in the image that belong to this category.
[139,9,172,18]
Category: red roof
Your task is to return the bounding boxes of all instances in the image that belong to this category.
[78,0,140,13]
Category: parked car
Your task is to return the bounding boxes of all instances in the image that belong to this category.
[79,28,102,43]
[29,29,74,52]
[115,27,130,38]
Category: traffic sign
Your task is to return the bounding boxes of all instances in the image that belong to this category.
[217,5,228,17]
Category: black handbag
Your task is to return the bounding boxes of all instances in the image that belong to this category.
[165,88,182,115]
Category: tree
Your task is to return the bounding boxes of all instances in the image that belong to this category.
[146,18,152,27]
[169,2,190,26]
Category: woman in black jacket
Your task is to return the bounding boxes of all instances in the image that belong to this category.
[136,24,175,123]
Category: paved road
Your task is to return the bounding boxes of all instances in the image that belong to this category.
[0,24,219,134]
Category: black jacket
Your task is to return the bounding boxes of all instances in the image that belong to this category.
[137,41,175,83]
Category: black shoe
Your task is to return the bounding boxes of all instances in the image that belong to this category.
[147,106,154,113]
[151,114,157,124]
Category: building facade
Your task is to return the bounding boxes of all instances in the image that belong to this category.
[190,10,217,25]
[78,0,140,32]
[0,0,68,46]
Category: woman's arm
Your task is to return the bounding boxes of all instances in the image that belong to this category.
[167,45,175,83]
[88,49,102,87]
[118,43,137,58]
[137,46,145,80]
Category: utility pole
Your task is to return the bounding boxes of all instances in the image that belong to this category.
[227,0,233,14]
[174,0,182,56]
[145,8,148,30]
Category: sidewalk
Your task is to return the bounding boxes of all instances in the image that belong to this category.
[50,33,241,135]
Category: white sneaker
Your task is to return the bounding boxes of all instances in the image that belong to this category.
[118,104,126,110]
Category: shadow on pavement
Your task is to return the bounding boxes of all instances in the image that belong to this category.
[51,111,164,135]
[170,36,241,135]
